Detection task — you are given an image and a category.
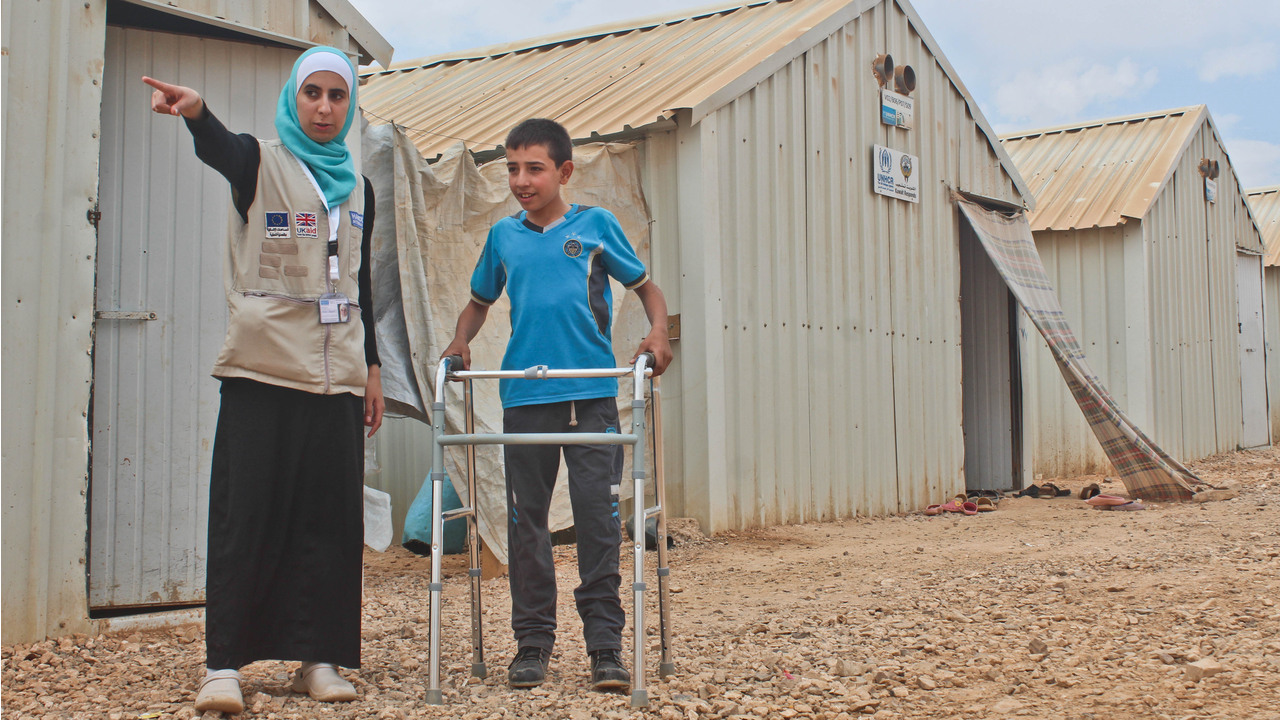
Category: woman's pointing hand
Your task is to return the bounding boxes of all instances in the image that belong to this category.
[142,76,204,120]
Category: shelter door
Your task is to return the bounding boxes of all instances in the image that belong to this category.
[90,27,297,609]
[960,218,1021,490]
[1236,253,1269,448]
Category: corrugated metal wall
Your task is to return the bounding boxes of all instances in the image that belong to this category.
[1021,120,1263,478]
[368,416,435,544]
[694,0,1023,528]
[803,3,896,520]
[715,54,814,527]
[89,28,299,608]
[637,129,688,519]
[960,220,1015,490]
[1023,227,1129,477]
[1,0,107,643]
[1236,253,1268,447]
[1145,121,1243,461]
[1267,268,1280,442]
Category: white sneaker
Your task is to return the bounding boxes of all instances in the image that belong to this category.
[195,670,244,714]
[291,662,357,702]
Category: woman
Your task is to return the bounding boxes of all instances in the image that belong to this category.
[143,46,384,713]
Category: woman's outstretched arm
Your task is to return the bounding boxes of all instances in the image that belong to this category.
[143,76,260,220]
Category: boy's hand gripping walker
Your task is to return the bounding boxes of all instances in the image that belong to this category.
[424,353,675,707]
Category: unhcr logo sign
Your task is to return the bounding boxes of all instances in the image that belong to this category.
[872,144,920,203]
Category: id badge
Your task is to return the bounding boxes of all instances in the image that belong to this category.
[318,293,351,324]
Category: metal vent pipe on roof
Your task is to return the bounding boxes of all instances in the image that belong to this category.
[894,65,915,95]
[872,53,893,87]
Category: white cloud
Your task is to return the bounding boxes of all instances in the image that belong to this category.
[912,0,1280,70]
[994,58,1159,128]
[1215,113,1242,132]
[1198,41,1279,81]
[1227,138,1280,188]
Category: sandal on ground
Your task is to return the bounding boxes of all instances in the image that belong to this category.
[1014,485,1042,498]
[195,670,244,714]
[961,501,978,516]
[1078,483,1101,500]
[1086,494,1130,507]
[940,500,965,513]
[1042,483,1071,497]
[974,497,996,512]
[1094,501,1146,511]
[292,662,357,702]
[924,504,943,516]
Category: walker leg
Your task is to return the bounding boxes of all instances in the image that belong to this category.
[427,394,447,705]
[629,395,648,708]
[651,378,675,678]
[465,380,487,679]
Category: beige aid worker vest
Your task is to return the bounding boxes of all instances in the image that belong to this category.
[212,140,368,396]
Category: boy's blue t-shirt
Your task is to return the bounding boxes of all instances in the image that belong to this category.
[470,204,649,408]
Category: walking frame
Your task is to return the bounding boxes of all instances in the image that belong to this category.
[423,352,674,707]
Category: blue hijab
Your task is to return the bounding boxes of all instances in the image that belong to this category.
[276,47,358,209]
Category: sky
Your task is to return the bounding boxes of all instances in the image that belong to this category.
[354,0,1280,187]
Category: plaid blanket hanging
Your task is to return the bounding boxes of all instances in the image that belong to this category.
[957,197,1203,503]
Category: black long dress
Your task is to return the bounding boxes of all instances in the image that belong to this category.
[186,107,379,670]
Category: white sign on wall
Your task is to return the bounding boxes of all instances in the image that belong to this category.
[880,89,914,130]
[873,144,919,203]
[1205,178,1218,203]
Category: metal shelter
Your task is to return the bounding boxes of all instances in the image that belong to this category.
[1003,106,1270,479]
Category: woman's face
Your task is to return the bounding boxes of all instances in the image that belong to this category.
[296,70,349,143]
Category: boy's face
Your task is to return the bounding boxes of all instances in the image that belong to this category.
[507,144,573,214]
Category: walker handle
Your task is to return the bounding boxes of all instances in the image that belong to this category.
[637,352,656,370]
[444,355,465,374]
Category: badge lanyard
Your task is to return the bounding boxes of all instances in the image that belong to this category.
[291,152,349,323]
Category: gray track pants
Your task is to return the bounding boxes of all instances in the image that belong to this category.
[503,397,625,654]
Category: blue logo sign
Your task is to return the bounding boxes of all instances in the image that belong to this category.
[878,147,893,173]
[563,238,583,258]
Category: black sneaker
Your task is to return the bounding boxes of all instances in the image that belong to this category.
[588,649,631,691]
[507,646,550,688]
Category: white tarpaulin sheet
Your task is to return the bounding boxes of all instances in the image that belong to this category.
[364,123,655,563]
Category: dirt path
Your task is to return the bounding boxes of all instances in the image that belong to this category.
[5,449,1279,720]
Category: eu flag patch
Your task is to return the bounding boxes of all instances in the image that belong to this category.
[266,211,290,239]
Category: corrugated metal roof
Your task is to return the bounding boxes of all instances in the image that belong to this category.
[1001,106,1209,232]
[1003,106,1267,248]
[121,0,393,68]
[360,0,838,155]
[357,0,1032,205]
[1249,186,1280,266]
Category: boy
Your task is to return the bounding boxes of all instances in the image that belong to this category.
[441,118,672,691]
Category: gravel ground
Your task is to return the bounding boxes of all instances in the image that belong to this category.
[5,448,1280,720]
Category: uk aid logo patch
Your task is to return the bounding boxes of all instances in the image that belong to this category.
[294,212,319,238]
[266,211,290,239]
[349,211,364,230]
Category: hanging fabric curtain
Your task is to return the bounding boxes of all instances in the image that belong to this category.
[956,197,1204,503]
